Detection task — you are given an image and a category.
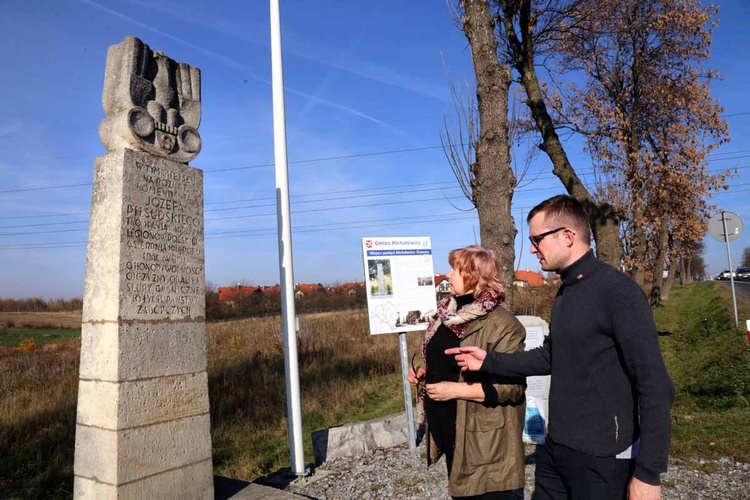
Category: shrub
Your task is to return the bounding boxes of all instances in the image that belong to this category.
[17,338,37,352]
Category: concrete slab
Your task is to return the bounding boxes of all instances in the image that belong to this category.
[311,411,409,465]
[214,476,310,500]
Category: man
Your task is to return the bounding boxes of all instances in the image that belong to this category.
[446,195,674,500]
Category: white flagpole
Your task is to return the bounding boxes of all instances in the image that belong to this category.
[270,0,305,475]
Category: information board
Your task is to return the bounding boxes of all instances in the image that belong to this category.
[361,237,438,335]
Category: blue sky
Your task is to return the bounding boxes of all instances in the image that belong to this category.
[1,0,749,299]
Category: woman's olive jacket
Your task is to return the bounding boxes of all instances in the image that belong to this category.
[428,306,527,497]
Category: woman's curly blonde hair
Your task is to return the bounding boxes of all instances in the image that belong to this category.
[448,245,506,301]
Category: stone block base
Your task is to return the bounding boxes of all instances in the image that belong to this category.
[74,458,213,499]
[74,414,212,485]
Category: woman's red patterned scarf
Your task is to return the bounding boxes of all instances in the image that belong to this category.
[417,290,501,418]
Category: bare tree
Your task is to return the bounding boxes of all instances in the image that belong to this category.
[741,247,750,268]
[442,0,518,307]
[492,0,625,268]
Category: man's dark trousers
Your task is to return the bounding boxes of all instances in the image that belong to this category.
[534,437,634,500]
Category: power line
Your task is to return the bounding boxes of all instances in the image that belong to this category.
[204,145,446,173]
[205,185,462,213]
[0,181,458,220]
[4,138,750,197]
[0,146,447,195]
[8,158,748,224]
[4,185,750,251]
[0,227,90,237]
[205,212,485,237]
[3,174,750,231]
[205,180,456,206]
[0,212,481,250]
[0,220,89,230]
[0,183,91,194]
[0,211,475,238]
[205,215,478,240]
[206,195,471,222]
[0,211,88,221]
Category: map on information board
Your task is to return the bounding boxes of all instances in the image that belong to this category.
[361,237,438,335]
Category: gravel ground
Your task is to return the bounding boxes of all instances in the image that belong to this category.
[289,442,750,499]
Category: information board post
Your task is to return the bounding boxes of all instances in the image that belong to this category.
[398,332,416,449]
[361,236,438,450]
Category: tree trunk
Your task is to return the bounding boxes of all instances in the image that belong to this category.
[463,0,517,308]
[629,204,647,288]
[683,254,694,285]
[498,0,623,268]
[649,215,669,307]
[624,18,648,289]
[662,259,678,301]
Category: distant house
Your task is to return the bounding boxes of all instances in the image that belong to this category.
[218,285,263,306]
[294,283,325,300]
[435,274,451,297]
[513,269,546,288]
[262,285,281,297]
[337,282,364,297]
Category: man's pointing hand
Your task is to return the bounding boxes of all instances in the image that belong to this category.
[444,346,487,371]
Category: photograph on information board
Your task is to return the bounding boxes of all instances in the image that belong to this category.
[361,237,438,335]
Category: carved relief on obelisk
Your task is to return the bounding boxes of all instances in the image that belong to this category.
[99,36,202,163]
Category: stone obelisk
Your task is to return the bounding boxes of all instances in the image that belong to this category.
[74,36,213,498]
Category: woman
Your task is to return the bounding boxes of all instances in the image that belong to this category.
[408,245,526,499]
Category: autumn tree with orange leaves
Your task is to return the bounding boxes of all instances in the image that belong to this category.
[456,0,731,300]
[549,0,731,296]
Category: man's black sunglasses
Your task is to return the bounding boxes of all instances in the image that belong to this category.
[529,227,567,248]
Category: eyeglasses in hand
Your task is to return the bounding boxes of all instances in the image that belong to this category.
[411,353,426,392]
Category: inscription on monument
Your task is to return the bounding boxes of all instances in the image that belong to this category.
[121,157,204,320]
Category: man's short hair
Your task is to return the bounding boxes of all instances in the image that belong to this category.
[527,195,592,245]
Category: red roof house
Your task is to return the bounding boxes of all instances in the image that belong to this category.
[294,283,325,299]
[513,269,546,288]
[337,282,364,296]
[218,285,263,303]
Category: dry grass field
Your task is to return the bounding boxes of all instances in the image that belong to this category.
[207,310,423,480]
[0,308,422,497]
[0,311,83,330]
[3,283,745,498]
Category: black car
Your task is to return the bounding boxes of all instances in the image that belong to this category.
[737,267,750,281]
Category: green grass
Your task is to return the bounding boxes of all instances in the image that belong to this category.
[653,282,750,461]
[0,327,80,347]
[211,372,406,479]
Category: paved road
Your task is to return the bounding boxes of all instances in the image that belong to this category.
[717,279,750,303]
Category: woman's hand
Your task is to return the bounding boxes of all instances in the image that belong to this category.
[427,381,486,402]
[425,382,458,401]
[407,365,425,386]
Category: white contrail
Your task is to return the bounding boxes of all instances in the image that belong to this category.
[79,0,408,135]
